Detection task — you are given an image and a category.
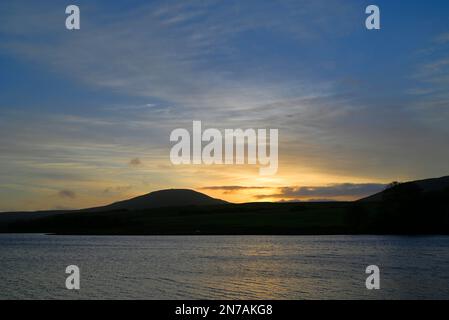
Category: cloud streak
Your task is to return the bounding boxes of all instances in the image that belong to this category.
[201,186,269,191]
[255,183,386,200]
[129,158,142,166]
[201,183,387,200]
[58,189,76,199]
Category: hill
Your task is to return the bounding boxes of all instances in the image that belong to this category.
[0,189,227,229]
[359,175,449,202]
[84,189,228,211]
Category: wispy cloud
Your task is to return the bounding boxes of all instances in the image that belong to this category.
[255,183,386,200]
[434,32,449,44]
[58,189,76,199]
[201,186,269,191]
[408,30,449,135]
[201,183,386,201]
[200,185,270,194]
[129,158,142,166]
[0,0,354,111]
[103,185,133,194]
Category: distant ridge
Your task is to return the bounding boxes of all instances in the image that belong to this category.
[359,175,449,202]
[85,189,229,212]
[2,180,449,235]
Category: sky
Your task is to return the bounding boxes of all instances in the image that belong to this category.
[1,0,449,211]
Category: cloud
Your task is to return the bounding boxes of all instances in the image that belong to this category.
[129,158,142,166]
[434,32,449,44]
[202,183,386,200]
[200,186,269,193]
[103,185,132,194]
[408,31,449,134]
[255,183,386,200]
[6,0,444,182]
[0,0,355,112]
[58,189,76,199]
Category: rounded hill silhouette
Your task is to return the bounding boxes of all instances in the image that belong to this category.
[88,189,228,211]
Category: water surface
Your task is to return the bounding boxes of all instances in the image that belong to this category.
[0,234,448,299]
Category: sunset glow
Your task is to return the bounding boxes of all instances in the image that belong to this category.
[1,0,448,211]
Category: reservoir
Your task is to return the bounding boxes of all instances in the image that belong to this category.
[0,234,448,299]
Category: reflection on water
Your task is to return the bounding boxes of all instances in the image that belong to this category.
[0,234,449,299]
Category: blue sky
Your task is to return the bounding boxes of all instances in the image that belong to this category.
[0,0,449,210]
